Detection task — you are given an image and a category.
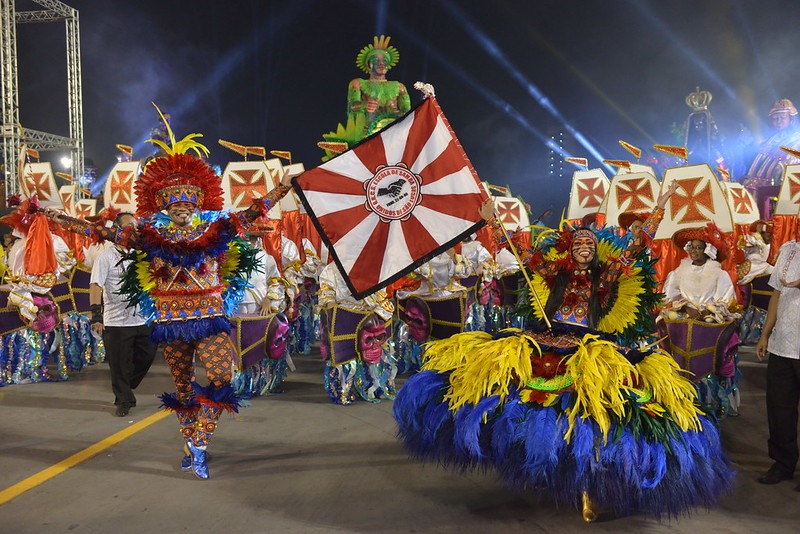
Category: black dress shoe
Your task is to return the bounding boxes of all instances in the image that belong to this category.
[115,403,131,417]
[757,468,793,484]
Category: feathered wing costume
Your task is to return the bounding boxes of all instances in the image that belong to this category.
[393,220,734,519]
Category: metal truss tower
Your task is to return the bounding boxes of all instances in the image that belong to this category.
[1,0,83,197]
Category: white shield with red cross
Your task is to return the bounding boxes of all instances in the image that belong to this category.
[59,184,76,217]
[603,172,659,227]
[721,182,758,225]
[20,162,61,208]
[655,164,733,239]
[775,163,800,216]
[493,196,530,232]
[221,160,280,218]
[74,199,97,219]
[567,169,609,221]
[104,161,140,212]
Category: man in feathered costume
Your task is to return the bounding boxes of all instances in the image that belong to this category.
[46,111,294,479]
[393,183,735,521]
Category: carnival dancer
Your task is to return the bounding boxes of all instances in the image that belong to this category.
[742,98,800,192]
[393,185,735,521]
[662,225,737,309]
[317,262,395,404]
[737,220,775,345]
[318,35,411,162]
[617,211,649,247]
[236,233,284,316]
[287,236,324,355]
[461,233,494,333]
[483,236,527,333]
[232,232,291,398]
[661,224,741,417]
[0,197,104,385]
[278,232,304,352]
[45,116,295,480]
[394,248,471,374]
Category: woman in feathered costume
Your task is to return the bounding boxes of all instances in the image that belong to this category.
[46,109,294,480]
[393,183,735,521]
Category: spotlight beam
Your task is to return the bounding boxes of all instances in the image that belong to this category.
[495,0,656,144]
[93,1,312,194]
[626,0,744,110]
[353,0,579,162]
[441,0,612,172]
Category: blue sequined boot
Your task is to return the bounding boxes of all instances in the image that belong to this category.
[185,439,209,480]
[180,442,192,472]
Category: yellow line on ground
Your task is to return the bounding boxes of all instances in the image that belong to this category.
[0,410,170,506]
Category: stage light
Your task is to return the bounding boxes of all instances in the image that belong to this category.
[60,156,72,169]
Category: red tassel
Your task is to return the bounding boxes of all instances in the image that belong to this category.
[24,213,56,275]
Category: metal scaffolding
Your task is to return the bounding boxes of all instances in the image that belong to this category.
[1,0,83,197]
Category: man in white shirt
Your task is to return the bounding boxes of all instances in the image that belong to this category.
[90,212,157,417]
[756,239,800,487]
[237,234,284,316]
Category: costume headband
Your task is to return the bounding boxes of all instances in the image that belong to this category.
[134,103,223,218]
[572,228,598,245]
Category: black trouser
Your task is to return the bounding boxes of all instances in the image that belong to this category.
[103,325,157,405]
[766,353,800,475]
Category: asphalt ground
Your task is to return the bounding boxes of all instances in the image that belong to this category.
[1,344,799,533]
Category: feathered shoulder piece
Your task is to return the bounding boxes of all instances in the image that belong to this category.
[134,104,224,218]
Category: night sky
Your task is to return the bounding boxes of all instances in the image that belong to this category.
[13,0,800,223]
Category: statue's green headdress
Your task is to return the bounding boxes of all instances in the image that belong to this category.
[356,35,400,74]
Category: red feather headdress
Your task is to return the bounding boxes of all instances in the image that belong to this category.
[134,104,224,218]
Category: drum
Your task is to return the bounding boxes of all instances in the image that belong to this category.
[658,317,737,381]
[230,314,272,371]
[323,305,390,366]
[461,275,479,308]
[399,292,467,341]
[68,266,91,313]
[749,274,773,312]
[50,275,76,315]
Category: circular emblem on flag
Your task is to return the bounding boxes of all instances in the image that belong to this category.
[363,163,422,223]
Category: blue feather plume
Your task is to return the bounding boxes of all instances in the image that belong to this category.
[490,389,525,460]
[454,395,500,460]
[151,316,232,344]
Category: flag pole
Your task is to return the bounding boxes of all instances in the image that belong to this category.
[495,221,551,329]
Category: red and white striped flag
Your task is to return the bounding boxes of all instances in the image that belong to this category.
[294,97,489,298]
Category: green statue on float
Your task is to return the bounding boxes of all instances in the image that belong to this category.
[319,35,411,161]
